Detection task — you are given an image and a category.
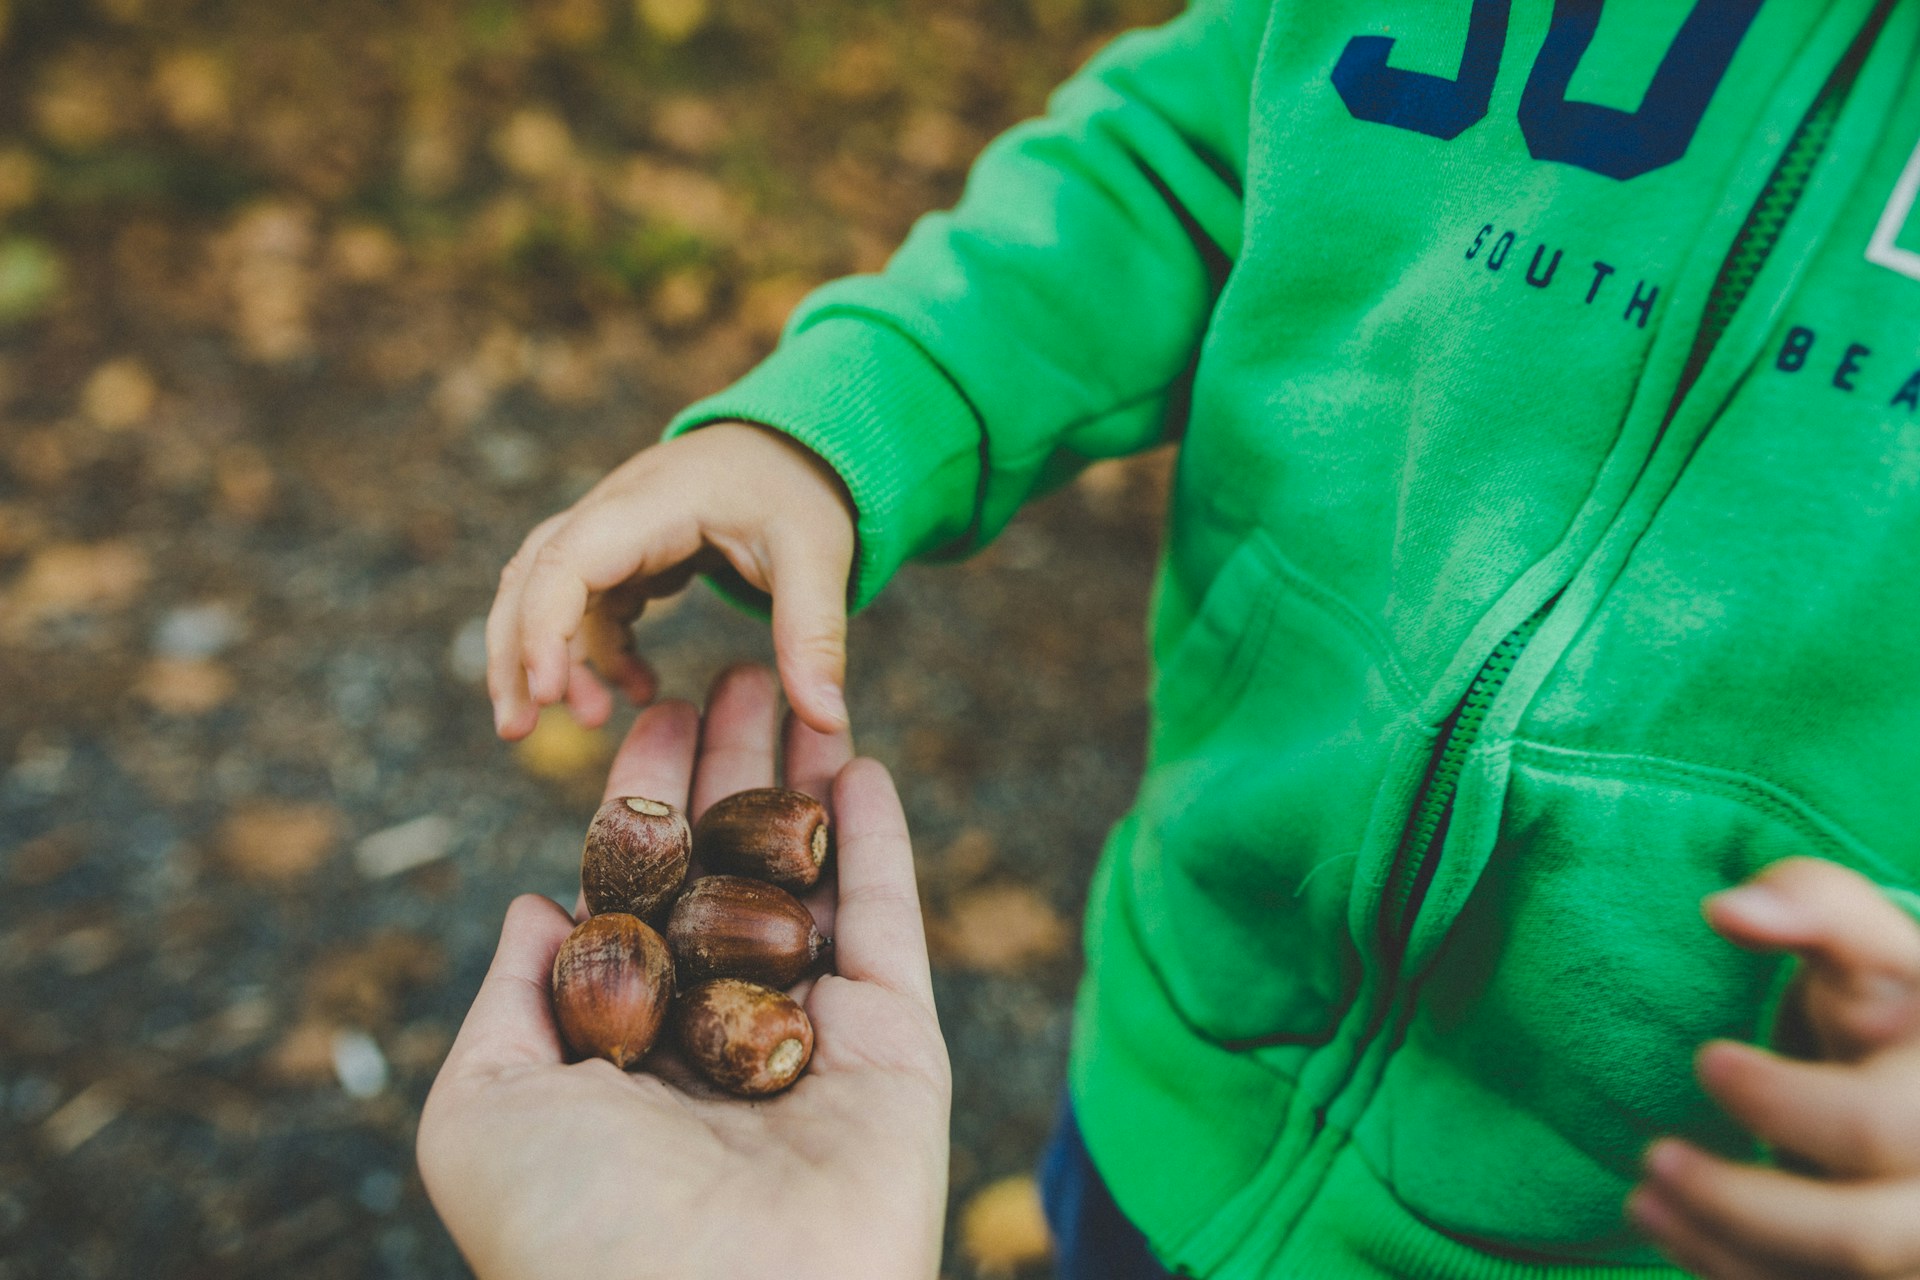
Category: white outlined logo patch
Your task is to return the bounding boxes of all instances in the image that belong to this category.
[1867,134,1920,281]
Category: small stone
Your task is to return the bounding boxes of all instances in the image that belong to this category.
[329,1028,389,1099]
[354,815,455,880]
[152,601,245,659]
[38,1084,121,1156]
[356,1170,403,1215]
[448,616,489,684]
[958,1174,1052,1274]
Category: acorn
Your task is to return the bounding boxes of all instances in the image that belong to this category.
[693,788,831,891]
[551,913,675,1069]
[582,795,691,918]
[667,875,832,988]
[675,978,815,1097]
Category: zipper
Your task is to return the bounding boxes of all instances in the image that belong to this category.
[1376,0,1896,970]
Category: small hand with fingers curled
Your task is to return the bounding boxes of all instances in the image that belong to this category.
[1631,858,1920,1279]
[486,423,858,741]
[419,666,951,1280]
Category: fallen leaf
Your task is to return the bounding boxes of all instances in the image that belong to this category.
[738,274,814,343]
[959,1174,1052,1275]
[2,540,150,635]
[136,657,235,715]
[265,1019,338,1085]
[493,108,576,182]
[928,883,1067,974]
[81,357,158,430]
[304,931,446,1027]
[0,147,42,217]
[152,49,230,133]
[218,802,341,882]
[329,222,403,284]
[213,444,276,521]
[515,705,612,782]
[610,157,742,240]
[652,96,728,155]
[635,0,707,43]
[0,500,45,558]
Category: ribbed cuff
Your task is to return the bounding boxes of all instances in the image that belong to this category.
[663,315,984,611]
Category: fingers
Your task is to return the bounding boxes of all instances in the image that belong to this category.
[783,707,855,802]
[564,655,614,730]
[766,532,852,735]
[785,708,855,937]
[689,665,781,820]
[487,515,565,739]
[1627,1187,1777,1280]
[440,894,577,1077]
[1707,859,1920,1057]
[1697,1039,1920,1178]
[516,501,704,709]
[828,758,934,1012]
[601,699,701,808]
[1639,1138,1920,1277]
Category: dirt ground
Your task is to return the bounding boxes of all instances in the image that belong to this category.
[0,0,1179,1276]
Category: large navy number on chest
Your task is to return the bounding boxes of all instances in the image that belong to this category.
[1331,0,1765,180]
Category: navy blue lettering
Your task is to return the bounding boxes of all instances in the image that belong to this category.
[1332,1,1512,142]
[1623,280,1659,328]
[1834,343,1871,392]
[1526,245,1563,287]
[1487,230,1516,271]
[1776,326,1815,372]
[1519,0,1763,181]
[1893,370,1920,411]
[1466,223,1493,259]
[1586,261,1616,302]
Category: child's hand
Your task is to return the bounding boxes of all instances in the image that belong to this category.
[419,667,951,1280]
[487,422,857,739]
[1629,858,1920,1278]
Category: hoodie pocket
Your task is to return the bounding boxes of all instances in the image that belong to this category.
[1360,747,1917,1260]
[1127,531,1414,1046]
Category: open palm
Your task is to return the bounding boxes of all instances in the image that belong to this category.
[418,666,952,1280]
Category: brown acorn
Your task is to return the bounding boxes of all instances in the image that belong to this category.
[675,978,815,1097]
[582,795,691,918]
[693,788,830,891]
[667,875,832,988]
[551,913,675,1069]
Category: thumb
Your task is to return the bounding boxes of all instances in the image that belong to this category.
[439,894,577,1077]
[1706,858,1920,1059]
[766,530,852,735]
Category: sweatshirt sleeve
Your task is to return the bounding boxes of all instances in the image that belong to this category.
[663,0,1260,608]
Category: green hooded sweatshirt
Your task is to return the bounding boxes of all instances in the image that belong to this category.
[666,0,1920,1273]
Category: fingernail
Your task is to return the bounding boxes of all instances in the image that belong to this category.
[817,682,848,726]
[1626,1186,1677,1236]
[1710,884,1800,931]
[1643,1139,1688,1181]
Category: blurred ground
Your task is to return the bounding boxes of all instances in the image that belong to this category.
[0,0,1179,1276]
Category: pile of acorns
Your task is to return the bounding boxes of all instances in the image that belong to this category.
[549,788,833,1096]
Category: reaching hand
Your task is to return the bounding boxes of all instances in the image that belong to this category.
[419,666,951,1280]
[486,423,858,740]
[1630,857,1920,1278]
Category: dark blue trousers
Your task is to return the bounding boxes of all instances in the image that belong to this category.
[1039,1102,1177,1280]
